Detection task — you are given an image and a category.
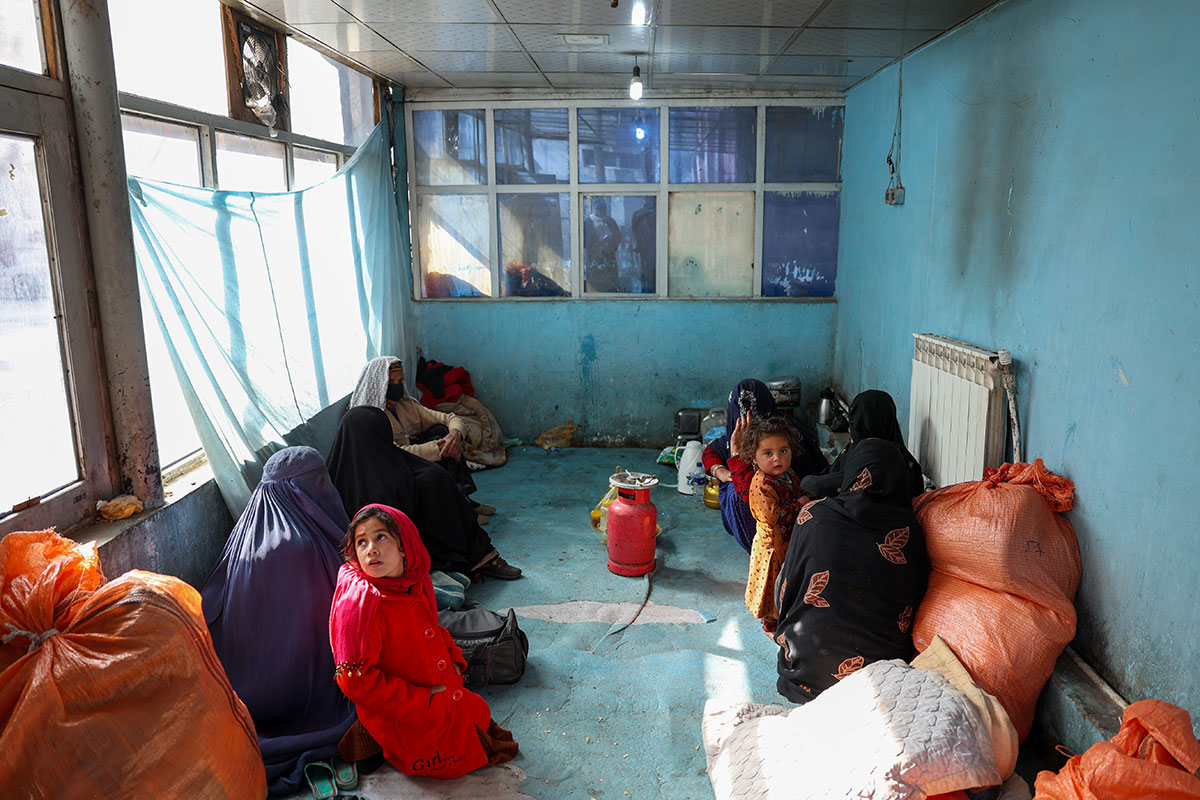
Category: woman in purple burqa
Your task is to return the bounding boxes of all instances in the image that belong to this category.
[202,446,356,796]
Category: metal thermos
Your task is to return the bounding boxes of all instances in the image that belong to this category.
[817,389,839,426]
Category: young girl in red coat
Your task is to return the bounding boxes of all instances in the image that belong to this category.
[329,503,517,779]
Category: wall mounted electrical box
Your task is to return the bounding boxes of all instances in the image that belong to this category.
[885,186,906,205]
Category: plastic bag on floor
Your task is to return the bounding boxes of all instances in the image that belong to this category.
[0,530,266,799]
[534,418,578,449]
[912,460,1081,741]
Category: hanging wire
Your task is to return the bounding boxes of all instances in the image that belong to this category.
[886,58,903,191]
[886,1,909,196]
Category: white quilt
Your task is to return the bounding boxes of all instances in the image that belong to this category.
[703,659,1018,800]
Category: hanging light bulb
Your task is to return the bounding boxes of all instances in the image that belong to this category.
[631,0,647,26]
[629,57,643,100]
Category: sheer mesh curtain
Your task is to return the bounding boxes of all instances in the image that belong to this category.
[128,120,405,515]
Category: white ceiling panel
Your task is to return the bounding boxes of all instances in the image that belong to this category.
[367,22,522,52]
[241,0,353,25]
[754,74,856,92]
[532,51,647,74]
[768,55,894,77]
[654,53,774,74]
[651,73,757,89]
[410,51,535,73]
[391,72,456,89]
[789,27,942,57]
[441,72,552,88]
[811,0,998,30]
[341,0,498,24]
[657,0,825,27]
[348,49,428,74]
[293,22,395,52]
[655,26,796,55]
[543,72,637,88]
[511,24,654,52]
[493,0,641,25]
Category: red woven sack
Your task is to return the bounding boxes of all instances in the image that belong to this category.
[1034,699,1200,799]
[0,531,266,799]
[913,460,1082,740]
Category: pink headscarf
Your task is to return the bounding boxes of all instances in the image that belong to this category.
[329,504,436,667]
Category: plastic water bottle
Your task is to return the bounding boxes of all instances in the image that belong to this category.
[689,471,709,504]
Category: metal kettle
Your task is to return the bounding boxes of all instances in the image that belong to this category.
[817,389,839,427]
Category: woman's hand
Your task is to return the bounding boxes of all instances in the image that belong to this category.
[713,465,733,483]
[729,413,750,457]
[430,685,447,697]
[438,429,464,460]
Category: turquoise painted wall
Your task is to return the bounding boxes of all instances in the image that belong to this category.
[836,0,1200,719]
[410,299,836,445]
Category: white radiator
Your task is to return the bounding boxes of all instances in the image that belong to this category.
[908,333,1007,487]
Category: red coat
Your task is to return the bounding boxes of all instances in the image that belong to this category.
[333,592,491,778]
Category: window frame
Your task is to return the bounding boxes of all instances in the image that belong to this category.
[406,97,844,301]
[0,73,120,533]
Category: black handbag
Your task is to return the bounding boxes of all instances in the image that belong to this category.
[437,606,528,689]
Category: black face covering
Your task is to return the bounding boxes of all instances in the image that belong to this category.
[385,382,406,401]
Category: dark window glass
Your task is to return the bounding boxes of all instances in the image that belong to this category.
[762,191,839,297]
[582,195,656,294]
[577,108,659,184]
[498,193,571,297]
[495,108,569,184]
[765,107,844,183]
[668,107,756,183]
[413,109,487,185]
[416,194,491,298]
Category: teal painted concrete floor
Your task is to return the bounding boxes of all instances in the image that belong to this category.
[337,445,781,799]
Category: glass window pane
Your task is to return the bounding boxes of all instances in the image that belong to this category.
[294,147,339,189]
[499,193,571,297]
[413,109,487,186]
[765,106,844,183]
[668,107,756,184]
[583,195,656,294]
[0,134,79,511]
[667,191,754,297]
[763,191,839,298]
[109,0,227,116]
[287,39,376,147]
[578,108,659,184]
[119,116,205,462]
[215,132,287,191]
[141,304,202,465]
[0,0,46,74]
[494,108,568,184]
[417,194,491,298]
[121,114,203,185]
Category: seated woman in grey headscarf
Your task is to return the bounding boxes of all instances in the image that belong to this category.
[350,356,496,523]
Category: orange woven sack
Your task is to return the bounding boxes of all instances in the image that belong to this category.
[0,531,266,799]
[1034,699,1200,799]
[912,460,1081,740]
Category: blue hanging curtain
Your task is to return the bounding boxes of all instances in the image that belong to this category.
[129,120,405,516]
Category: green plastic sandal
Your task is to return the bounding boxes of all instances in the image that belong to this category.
[331,756,358,792]
[303,761,337,800]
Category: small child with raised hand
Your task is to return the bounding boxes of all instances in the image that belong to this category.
[329,504,517,779]
[736,415,810,634]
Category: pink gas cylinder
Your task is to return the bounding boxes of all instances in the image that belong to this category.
[606,471,659,577]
